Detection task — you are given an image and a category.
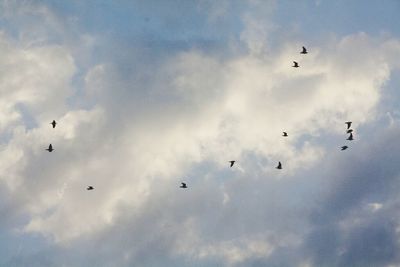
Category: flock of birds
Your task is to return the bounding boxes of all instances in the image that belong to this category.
[46,46,355,191]
[46,120,94,191]
[341,121,354,150]
[180,47,356,189]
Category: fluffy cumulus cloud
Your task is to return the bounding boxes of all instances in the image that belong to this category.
[1,1,400,266]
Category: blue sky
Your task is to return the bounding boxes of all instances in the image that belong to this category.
[42,1,400,38]
[0,1,400,266]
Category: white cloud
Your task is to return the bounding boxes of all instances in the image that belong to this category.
[196,238,274,265]
[8,32,397,252]
[1,2,400,266]
[368,202,383,212]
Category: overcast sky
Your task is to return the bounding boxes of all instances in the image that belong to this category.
[0,1,400,266]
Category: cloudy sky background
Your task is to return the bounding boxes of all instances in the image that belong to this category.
[0,0,400,266]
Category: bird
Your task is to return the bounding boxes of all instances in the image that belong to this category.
[347,133,354,141]
[282,132,288,137]
[46,144,54,152]
[300,46,308,54]
[276,161,282,169]
[229,161,235,167]
[180,182,187,188]
[86,186,94,190]
[292,61,299,68]
[346,129,353,134]
[345,121,352,129]
[50,120,56,128]
[341,146,348,151]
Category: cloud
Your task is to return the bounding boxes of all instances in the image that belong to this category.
[4,32,395,265]
[302,124,400,267]
[1,1,400,266]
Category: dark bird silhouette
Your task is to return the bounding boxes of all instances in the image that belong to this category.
[300,46,308,54]
[283,132,288,137]
[341,146,348,151]
[50,120,56,128]
[276,161,282,169]
[46,144,54,152]
[345,121,352,129]
[180,182,187,188]
[347,133,354,141]
[346,129,353,134]
[86,186,94,190]
[229,161,235,167]
[292,61,299,68]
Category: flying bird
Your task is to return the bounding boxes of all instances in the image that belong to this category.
[46,144,54,152]
[292,61,299,68]
[300,46,308,54]
[86,186,94,190]
[50,120,56,128]
[345,121,352,129]
[229,161,235,167]
[276,161,282,169]
[346,129,353,134]
[180,182,187,188]
[341,146,348,151]
[347,133,354,141]
[282,132,288,137]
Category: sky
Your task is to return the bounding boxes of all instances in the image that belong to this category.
[0,0,400,266]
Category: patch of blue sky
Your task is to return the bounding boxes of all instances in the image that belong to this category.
[272,0,400,38]
[43,0,244,43]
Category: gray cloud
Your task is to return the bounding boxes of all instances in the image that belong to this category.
[301,125,400,267]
